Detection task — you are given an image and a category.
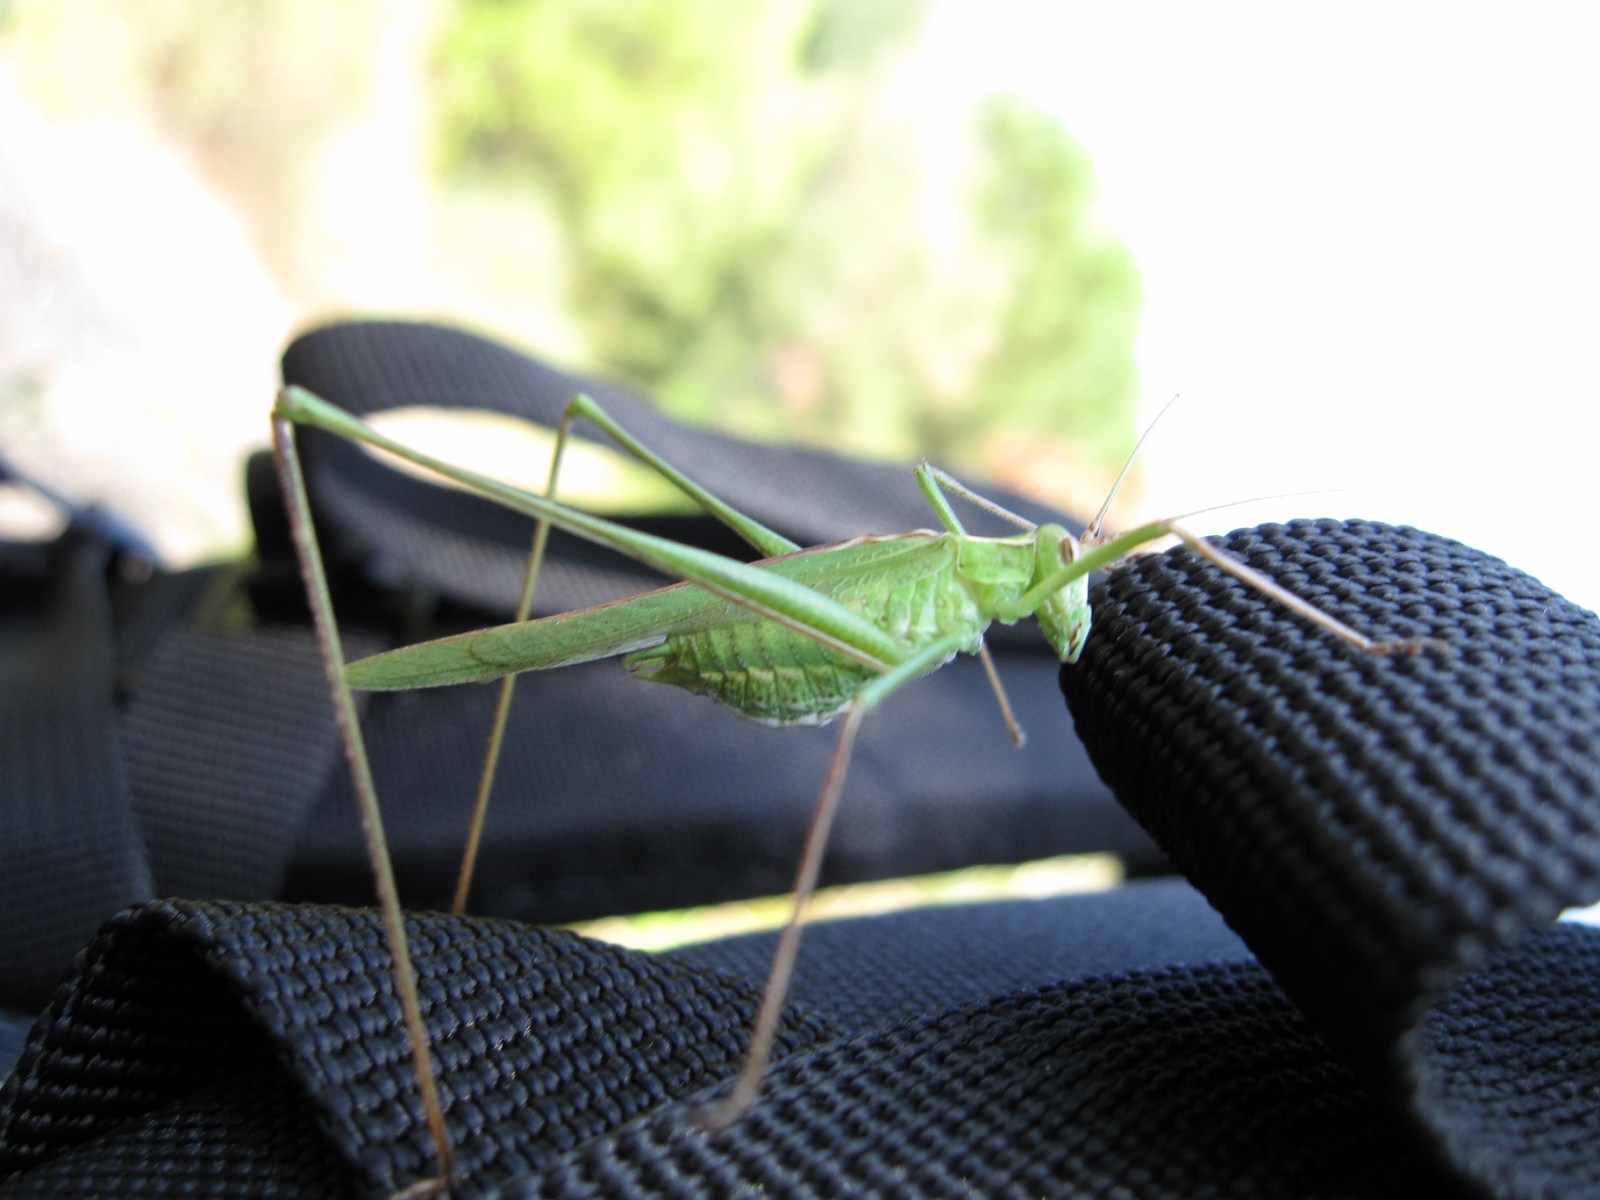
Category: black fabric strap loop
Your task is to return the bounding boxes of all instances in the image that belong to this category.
[1061,519,1600,1198]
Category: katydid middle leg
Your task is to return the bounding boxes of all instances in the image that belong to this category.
[457,394,804,913]
[913,463,1033,745]
[700,629,976,1130]
[700,465,1067,1126]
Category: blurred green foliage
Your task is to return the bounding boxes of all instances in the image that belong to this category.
[432,0,1139,490]
[1,0,394,296]
[3,0,1140,505]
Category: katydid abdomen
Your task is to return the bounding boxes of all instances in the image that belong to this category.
[626,532,1000,724]
[625,577,985,726]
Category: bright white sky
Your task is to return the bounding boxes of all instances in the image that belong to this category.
[921,1,1600,608]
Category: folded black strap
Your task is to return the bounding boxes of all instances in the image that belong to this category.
[1062,518,1600,1197]
[0,899,829,1199]
[1,520,1595,1198]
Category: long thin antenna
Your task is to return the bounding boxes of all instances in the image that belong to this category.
[1163,488,1353,525]
[1087,394,1182,540]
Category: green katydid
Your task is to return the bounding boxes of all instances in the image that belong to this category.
[271,384,1426,1197]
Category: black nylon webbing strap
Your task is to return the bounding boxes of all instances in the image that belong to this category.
[1062,519,1600,1198]
[122,626,369,902]
[0,521,1596,1198]
[0,896,1483,1199]
[0,900,830,1200]
[0,532,152,1011]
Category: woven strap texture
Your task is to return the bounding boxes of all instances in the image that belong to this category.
[1062,518,1600,1198]
[1,518,1595,1197]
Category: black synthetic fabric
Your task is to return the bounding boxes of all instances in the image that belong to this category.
[123,626,358,902]
[2,518,1597,1198]
[1062,519,1600,1199]
[0,899,828,1200]
[664,875,1257,1030]
[0,1021,29,1089]
[0,532,152,1012]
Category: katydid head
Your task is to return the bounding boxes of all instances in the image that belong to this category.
[1032,396,1179,665]
[1032,522,1093,664]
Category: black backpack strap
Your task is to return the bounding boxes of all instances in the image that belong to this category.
[1063,519,1600,1197]
[121,624,369,903]
[0,891,1456,1200]
[0,481,377,1018]
[0,529,152,1012]
[2,521,1595,1198]
[0,899,832,1199]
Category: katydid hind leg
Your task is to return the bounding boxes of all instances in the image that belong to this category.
[271,416,457,1192]
[278,386,904,676]
[272,387,906,1191]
